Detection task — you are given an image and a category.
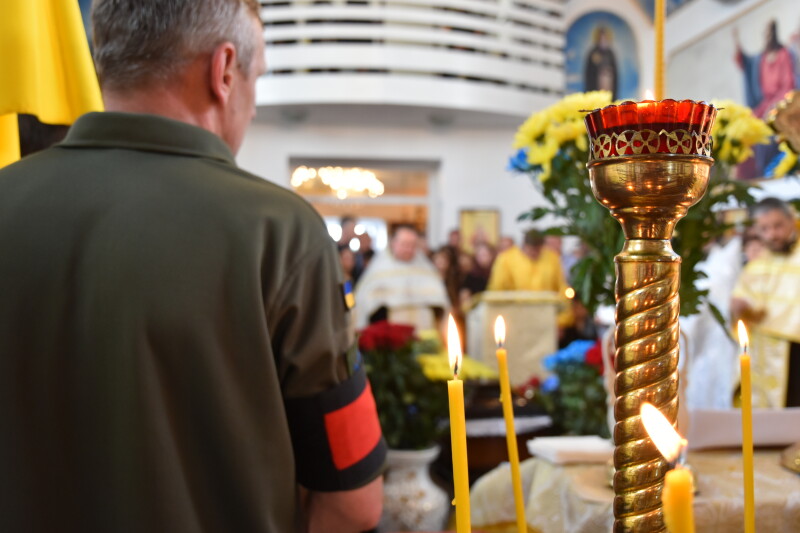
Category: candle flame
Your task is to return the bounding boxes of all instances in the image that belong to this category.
[641,403,687,463]
[737,320,749,353]
[644,89,655,101]
[565,287,575,300]
[494,315,506,346]
[448,314,463,377]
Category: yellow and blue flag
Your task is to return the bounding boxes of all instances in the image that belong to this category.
[342,280,355,310]
[0,0,103,167]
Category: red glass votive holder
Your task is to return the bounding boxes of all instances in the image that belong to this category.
[584,99,717,160]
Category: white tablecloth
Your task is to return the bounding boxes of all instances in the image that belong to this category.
[470,450,800,533]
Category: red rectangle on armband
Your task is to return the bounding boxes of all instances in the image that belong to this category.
[324,382,382,471]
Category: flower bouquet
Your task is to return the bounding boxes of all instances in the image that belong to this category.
[509,92,771,318]
[359,322,496,450]
[537,339,609,437]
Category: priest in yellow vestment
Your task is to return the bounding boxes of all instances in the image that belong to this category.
[487,229,574,329]
[732,198,800,408]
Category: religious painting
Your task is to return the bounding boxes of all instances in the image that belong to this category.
[459,209,499,255]
[669,0,800,178]
[565,11,640,101]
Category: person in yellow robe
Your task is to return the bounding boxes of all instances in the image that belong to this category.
[732,197,800,408]
[488,229,574,330]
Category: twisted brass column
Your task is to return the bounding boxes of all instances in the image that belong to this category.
[588,155,713,532]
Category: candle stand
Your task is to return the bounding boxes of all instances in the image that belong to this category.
[584,100,717,532]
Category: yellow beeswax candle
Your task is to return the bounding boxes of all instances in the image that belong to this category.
[663,467,695,533]
[738,321,755,533]
[655,0,665,100]
[448,315,471,533]
[640,403,692,533]
[495,316,527,533]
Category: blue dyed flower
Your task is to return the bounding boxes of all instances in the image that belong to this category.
[540,375,560,393]
[507,148,531,173]
[542,339,596,371]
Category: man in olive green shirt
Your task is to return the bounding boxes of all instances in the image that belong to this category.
[0,1,385,532]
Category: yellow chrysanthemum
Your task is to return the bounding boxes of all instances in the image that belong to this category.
[513,91,611,150]
[710,100,772,166]
[527,137,559,166]
[417,353,498,382]
[513,110,552,149]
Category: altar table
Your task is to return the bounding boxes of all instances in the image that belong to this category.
[470,450,800,533]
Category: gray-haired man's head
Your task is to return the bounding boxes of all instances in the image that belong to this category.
[91,0,261,91]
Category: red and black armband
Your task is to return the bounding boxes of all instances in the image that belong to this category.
[284,367,387,491]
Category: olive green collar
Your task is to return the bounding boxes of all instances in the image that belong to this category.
[61,112,236,165]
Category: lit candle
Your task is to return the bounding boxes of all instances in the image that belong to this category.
[494,316,527,533]
[654,0,665,100]
[641,403,694,533]
[738,321,755,533]
[447,315,471,533]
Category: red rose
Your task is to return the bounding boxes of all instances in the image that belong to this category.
[358,328,377,352]
[359,321,415,351]
[386,323,415,349]
[585,339,603,373]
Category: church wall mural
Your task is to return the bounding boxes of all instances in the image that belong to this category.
[669,0,800,178]
[565,11,640,101]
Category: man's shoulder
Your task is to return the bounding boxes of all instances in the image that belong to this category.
[540,247,562,264]
[219,166,331,246]
[497,246,522,262]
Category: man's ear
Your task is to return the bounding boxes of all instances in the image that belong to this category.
[209,42,238,105]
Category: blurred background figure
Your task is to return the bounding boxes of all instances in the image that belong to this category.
[338,215,358,249]
[488,229,574,333]
[338,244,357,283]
[732,197,800,407]
[460,241,495,306]
[355,225,449,332]
[559,289,598,348]
[497,235,515,254]
[447,228,462,252]
[742,227,766,263]
[338,215,366,282]
[544,234,579,281]
[432,246,461,307]
[358,232,375,275]
[544,235,562,255]
[417,231,431,258]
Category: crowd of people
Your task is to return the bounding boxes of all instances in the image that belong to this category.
[337,217,599,349]
[342,195,800,412]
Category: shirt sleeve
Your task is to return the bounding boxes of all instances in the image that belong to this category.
[269,236,387,491]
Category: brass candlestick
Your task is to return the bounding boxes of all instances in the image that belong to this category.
[584,100,717,532]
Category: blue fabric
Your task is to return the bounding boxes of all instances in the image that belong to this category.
[739,51,762,110]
